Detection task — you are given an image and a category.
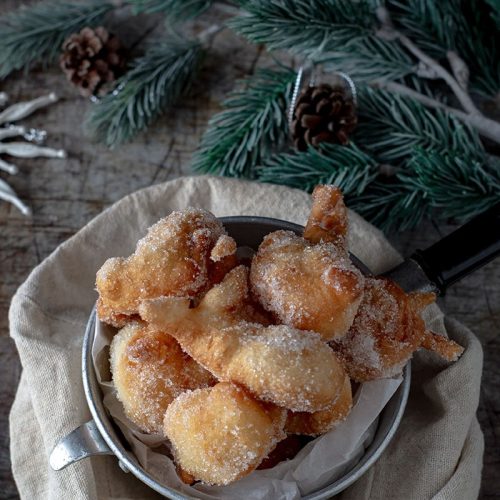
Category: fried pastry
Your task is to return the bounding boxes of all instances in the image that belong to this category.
[163,382,287,485]
[140,266,348,412]
[285,373,352,436]
[303,184,348,247]
[250,229,364,341]
[110,322,216,433]
[96,208,236,327]
[332,277,464,381]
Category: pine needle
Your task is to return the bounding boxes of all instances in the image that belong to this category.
[388,0,500,96]
[404,148,500,220]
[126,0,212,21]
[85,37,203,147]
[257,143,378,195]
[350,180,430,232]
[354,86,483,164]
[351,147,500,231]
[319,35,415,83]
[192,67,296,178]
[486,0,500,28]
[0,1,114,79]
[229,0,375,55]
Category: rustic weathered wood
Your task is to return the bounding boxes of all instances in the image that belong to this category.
[0,2,498,499]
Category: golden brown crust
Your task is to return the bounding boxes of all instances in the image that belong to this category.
[140,266,348,412]
[285,374,352,436]
[110,322,216,433]
[332,278,463,381]
[421,330,464,361]
[303,185,348,246]
[163,382,287,485]
[96,208,236,326]
[250,230,364,341]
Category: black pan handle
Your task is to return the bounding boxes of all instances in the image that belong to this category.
[410,202,500,295]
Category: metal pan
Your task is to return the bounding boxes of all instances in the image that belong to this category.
[50,204,500,498]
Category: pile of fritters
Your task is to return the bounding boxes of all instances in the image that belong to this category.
[97,186,463,486]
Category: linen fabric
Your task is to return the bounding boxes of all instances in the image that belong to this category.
[9,176,483,500]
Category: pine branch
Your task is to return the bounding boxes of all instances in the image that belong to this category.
[127,0,213,21]
[402,148,500,219]
[85,37,203,147]
[192,67,296,178]
[229,0,375,55]
[372,80,500,145]
[349,180,429,231]
[351,147,500,231]
[256,143,378,195]
[0,1,114,79]
[388,0,500,97]
[319,35,415,82]
[354,86,483,164]
[486,0,500,28]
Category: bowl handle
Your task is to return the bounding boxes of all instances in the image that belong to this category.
[49,419,114,470]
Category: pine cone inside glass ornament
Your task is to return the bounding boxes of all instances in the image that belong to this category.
[291,83,357,151]
[60,27,126,97]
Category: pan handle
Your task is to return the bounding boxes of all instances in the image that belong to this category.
[412,202,500,294]
[49,420,113,471]
[385,203,500,294]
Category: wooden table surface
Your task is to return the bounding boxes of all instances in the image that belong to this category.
[0,2,498,499]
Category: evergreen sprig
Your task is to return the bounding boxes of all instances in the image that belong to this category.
[257,143,378,195]
[388,0,500,96]
[0,1,114,79]
[403,148,500,219]
[85,37,203,147]
[192,67,296,178]
[349,181,430,231]
[350,147,500,231]
[354,86,482,164]
[229,0,375,55]
[486,0,500,28]
[127,0,213,21]
[319,35,415,83]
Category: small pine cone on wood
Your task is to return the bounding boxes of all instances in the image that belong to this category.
[60,26,125,97]
[291,83,357,151]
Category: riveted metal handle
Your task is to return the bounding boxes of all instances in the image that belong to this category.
[49,420,113,470]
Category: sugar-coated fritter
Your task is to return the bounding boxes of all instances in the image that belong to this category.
[140,266,348,412]
[250,229,364,341]
[110,322,216,433]
[332,277,464,381]
[285,373,352,436]
[303,185,348,247]
[250,185,364,341]
[96,208,236,327]
[163,382,287,485]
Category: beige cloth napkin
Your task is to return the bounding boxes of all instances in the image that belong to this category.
[9,176,483,500]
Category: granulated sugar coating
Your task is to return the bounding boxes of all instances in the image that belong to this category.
[110,322,216,433]
[303,185,348,248]
[163,382,286,485]
[100,186,466,489]
[96,208,236,327]
[332,277,435,381]
[250,230,364,341]
[210,234,237,262]
[285,373,353,436]
[139,269,348,412]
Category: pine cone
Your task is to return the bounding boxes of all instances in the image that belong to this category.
[60,27,125,97]
[291,83,357,151]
